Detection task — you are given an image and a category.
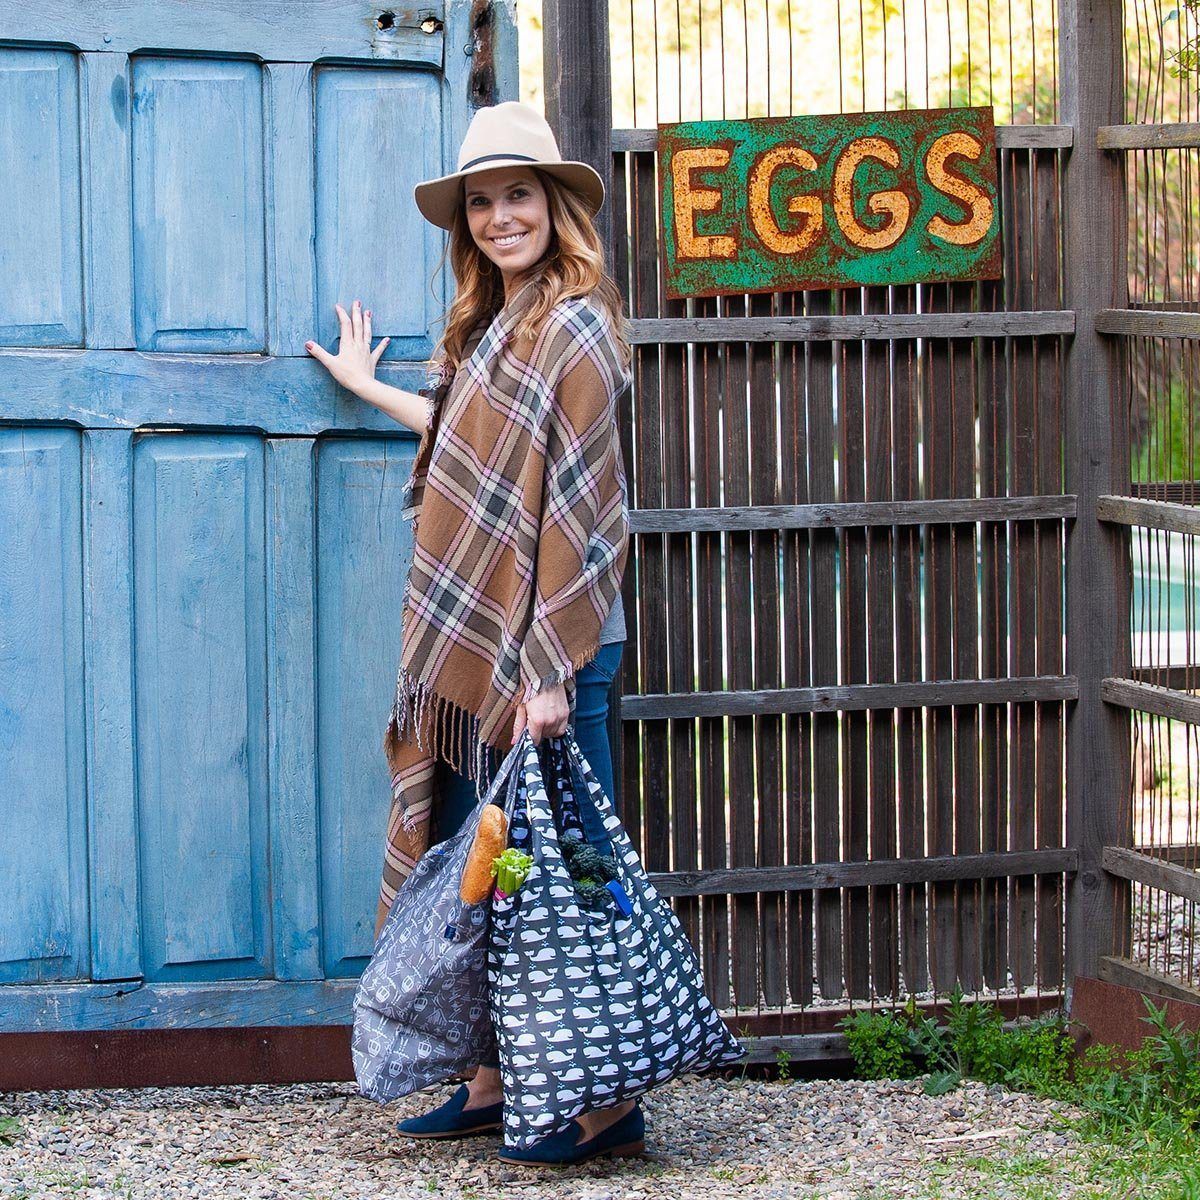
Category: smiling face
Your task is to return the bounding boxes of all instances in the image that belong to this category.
[463,166,553,291]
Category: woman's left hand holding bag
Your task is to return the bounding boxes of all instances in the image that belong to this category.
[512,684,569,745]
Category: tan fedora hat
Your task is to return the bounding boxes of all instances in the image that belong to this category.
[414,101,605,230]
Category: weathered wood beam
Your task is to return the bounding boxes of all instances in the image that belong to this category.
[630,495,1076,533]
[1133,665,1200,691]
[1102,847,1200,904]
[0,980,361,1034]
[1097,957,1200,1005]
[1096,309,1200,338]
[649,849,1079,897]
[1101,677,1200,724]
[740,1034,849,1063]
[611,125,1075,151]
[621,675,1078,719]
[0,350,427,434]
[0,1,444,61]
[1098,494,1200,534]
[627,311,1075,344]
[1060,0,1132,989]
[1097,122,1200,150]
[543,0,613,250]
[1132,843,1200,865]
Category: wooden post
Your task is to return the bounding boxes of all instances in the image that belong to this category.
[1060,0,1132,986]
[543,0,624,809]
[542,0,613,252]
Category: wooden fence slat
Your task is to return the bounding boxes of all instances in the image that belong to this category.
[1102,678,1200,723]
[1097,957,1200,1004]
[839,289,871,1001]
[1096,308,1200,337]
[649,848,1081,896]
[1096,121,1200,150]
[1061,0,1137,1002]
[722,296,759,1006]
[807,288,844,1001]
[1034,150,1067,991]
[660,201,700,955]
[892,287,929,995]
[620,675,1079,719]
[627,311,1076,344]
[610,125,1075,151]
[1009,149,1038,991]
[925,285,959,993]
[631,152,670,885]
[781,288,814,1005]
[619,150,644,860]
[980,173,1010,990]
[865,285,900,1000]
[1102,847,1200,904]
[1098,494,1200,533]
[628,495,1076,531]
[697,291,731,1008]
[952,279,983,993]
[751,290,785,1006]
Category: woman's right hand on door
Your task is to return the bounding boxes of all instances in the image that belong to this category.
[305,299,390,393]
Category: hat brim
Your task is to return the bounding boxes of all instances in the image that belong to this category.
[413,159,606,230]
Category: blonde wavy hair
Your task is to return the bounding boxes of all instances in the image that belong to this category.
[435,170,631,373]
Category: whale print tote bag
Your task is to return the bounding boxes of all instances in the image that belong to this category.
[488,733,744,1148]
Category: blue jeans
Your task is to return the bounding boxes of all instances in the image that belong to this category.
[432,641,623,1071]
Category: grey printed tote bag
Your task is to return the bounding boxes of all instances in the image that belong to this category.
[352,740,523,1103]
[489,733,745,1149]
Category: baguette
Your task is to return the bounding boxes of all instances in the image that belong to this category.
[460,804,508,903]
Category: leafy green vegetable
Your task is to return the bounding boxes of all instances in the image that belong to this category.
[560,835,619,905]
[491,848,534,895]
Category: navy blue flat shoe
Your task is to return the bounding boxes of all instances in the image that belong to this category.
[396,1084,503,1139]
[496,1102,645,1166]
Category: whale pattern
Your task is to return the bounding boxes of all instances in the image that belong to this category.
[489,736,744,1150]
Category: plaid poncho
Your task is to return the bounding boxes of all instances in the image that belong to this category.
[378,282,630,918]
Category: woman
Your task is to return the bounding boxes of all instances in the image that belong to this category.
[305,101,640,1167]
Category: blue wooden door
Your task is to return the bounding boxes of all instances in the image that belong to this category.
[0,2,514,1029]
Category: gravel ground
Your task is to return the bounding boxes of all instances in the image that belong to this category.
[0,1075,1091,1200]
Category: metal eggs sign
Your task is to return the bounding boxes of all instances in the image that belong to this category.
[658,107,1001,298]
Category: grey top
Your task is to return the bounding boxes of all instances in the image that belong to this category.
[598,590,626,645]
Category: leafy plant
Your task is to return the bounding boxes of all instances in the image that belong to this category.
[842,988,1200,1162]
[840,1008,922,1081]
[775,1046,792,1082]
[840,987,1076,1097]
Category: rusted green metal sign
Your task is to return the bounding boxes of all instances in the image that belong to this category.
[659,106,1000,298]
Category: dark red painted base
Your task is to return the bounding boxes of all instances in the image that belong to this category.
[0,991,1064,1092]
[1070,975,1200,1056]
[0,1027,354,1092]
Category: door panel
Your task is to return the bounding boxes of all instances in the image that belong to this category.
[315,66,444,361]
[131,57,267,352]
[133,434,271,981]
[0,48,83,348]
[315,438,415,976]
[0,430,88,982]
